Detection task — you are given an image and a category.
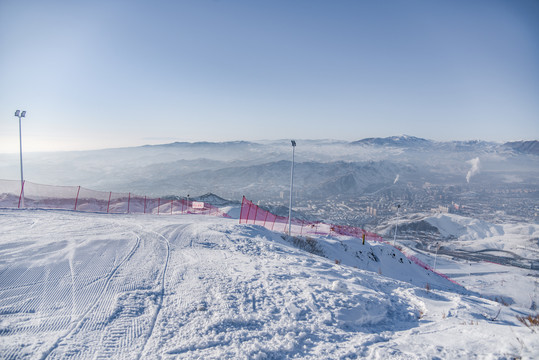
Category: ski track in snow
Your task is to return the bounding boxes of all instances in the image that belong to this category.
[136,226,170,359]
[41,229,142,360]
[0,209,538,359]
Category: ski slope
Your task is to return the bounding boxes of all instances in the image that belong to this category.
[0,209,537,359]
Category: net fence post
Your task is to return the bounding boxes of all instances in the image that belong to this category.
[253,204,258,225]
[107,192,112,213]
[127,192,131,213]
[263,210,269,228]
[239,196,247,223]
[245,200,252,224]
[158,198,161,215]
[74,186,81,211]
[18,180,25,209]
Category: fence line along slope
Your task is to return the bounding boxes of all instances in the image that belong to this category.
[0,179,229,217]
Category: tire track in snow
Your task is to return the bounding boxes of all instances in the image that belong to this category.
[136,227,170,360]
[40,232,141,360]
[68,244,76,325]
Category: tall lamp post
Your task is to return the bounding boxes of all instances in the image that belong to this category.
[288,140,296,235]
[14,110,26,208]
[393,204,400,246]
[433,242,440,271]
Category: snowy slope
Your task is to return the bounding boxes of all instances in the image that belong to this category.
[424,213,539,258]
[0,209,537,359]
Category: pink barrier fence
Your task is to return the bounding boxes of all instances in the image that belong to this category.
[239,196,461,286]
[0,179,229,217]
[239,196,383,241]
[405,254,459,285]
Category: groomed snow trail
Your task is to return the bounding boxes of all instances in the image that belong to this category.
[1,209,537,359]
[0,210,173,359]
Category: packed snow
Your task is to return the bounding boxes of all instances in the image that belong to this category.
[1,209,537,359]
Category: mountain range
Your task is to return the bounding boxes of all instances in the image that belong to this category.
[0,136,537,201]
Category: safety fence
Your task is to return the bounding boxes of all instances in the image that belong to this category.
[239,196,383,241]
[239,196,461,286]
[0,179,230,217]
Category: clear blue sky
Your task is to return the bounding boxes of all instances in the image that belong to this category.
[1,0,538,152]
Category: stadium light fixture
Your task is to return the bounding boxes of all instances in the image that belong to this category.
[288,140,296,235]
[14,110,26,207]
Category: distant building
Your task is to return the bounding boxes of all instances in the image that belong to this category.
[431,205,449,214]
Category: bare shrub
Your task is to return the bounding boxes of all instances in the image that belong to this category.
[517,314,539,331]
[288,236,324,256]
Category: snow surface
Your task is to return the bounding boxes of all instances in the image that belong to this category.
[423,213,539,258]
[0,209,537,359]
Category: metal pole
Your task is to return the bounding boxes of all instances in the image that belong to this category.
[392,204,400,246]
[433,242,439,270]
[288,140,296,235]
[15,111,26,208]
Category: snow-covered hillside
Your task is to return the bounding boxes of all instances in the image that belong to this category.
[424,213,539,256]
[382,212,539,269]
[1,209,537,359]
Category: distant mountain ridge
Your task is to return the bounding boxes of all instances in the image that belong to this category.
[1,135,538,199]
[130,137,538,155]
[504,140,539,155]
[350,135,432,147]
[142,140,258,149]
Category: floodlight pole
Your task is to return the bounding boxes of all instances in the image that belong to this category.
[392,204,400,246]
[288,140,296,235]
[15,110,26,208]
[433,242,440,270]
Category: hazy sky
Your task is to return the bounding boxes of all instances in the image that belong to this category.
[1,0,538,152]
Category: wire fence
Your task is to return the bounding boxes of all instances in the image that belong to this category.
[0,179,230,217]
